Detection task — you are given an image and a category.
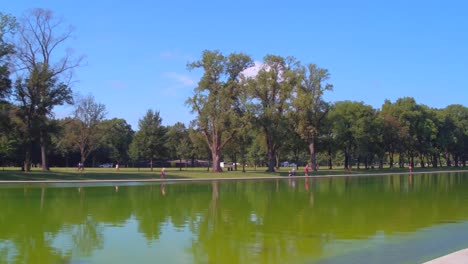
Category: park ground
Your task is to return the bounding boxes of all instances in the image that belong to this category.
[0,165,467,182]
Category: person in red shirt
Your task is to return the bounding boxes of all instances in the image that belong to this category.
[304,164,309,176]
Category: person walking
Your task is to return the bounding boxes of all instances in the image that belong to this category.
[304,163,309,177]
[160,168,166,179]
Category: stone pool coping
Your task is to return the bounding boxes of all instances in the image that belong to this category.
[424,249,468,264]
[0,169,466,184]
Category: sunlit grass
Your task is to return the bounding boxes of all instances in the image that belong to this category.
[0,164,466,181]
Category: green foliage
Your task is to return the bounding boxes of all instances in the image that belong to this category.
[329,101,378,168]
[291,63,333,170]
[97,118,134,164]
[71,95,107,164]
[247,55,299,172]
[130,110,167,169]
[186,50,253,172]
[0,12,16,100]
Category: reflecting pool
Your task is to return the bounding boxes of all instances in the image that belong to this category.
[1,172,468,263]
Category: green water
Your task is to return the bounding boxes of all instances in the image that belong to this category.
[1,172,468,264]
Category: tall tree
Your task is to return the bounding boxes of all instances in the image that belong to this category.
[0,13,17,163]
[0,12,16,100]
[129,110,167,171]
[14,8,82,171]
[292,63,333,171]
[247,55,299,172]
[381,97,424,168]
[186,50,253,172]
[70,95,106,165]
[14,64,72,171]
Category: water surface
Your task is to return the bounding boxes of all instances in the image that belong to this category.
[1,172,468,263]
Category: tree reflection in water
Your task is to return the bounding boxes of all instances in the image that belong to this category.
[0,173,467,263]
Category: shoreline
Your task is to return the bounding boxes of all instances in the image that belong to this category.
[0,169,466,185]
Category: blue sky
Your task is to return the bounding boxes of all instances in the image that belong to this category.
[4,0,468,130]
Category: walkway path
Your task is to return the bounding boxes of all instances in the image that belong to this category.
[424,249,468,264]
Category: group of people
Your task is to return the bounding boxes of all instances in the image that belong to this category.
[288,163,314,177]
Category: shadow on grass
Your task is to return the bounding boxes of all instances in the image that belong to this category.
[0,170,191,181]
[0,166,466,181]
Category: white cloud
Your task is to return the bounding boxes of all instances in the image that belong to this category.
[165,72,195,86]
[241,61,263,78]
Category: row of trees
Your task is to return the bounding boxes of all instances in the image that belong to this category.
[0,10,466,173]
[187,50,468,172]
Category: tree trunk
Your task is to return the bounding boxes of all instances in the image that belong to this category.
[454,154,459,167]
[211,146,221,172]
[233,153,237,171]
[80,146,86,165]
[399,151,404,168]
[344,149,349,169]
[39,130,48,171]
[445,151,451,167]
[40,144,48,171]
[389,152,394,168]
[432,153,438,168]
[275,152,281,169]
[309,139,317,171]
[24,146,32,172]
[267,147,275,172]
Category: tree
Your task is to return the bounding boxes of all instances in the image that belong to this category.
[329,101,376,170]
[97,118,134,165]
[70,95,106,165]
[0,12,16,100]
[247,55,299,172]
[13,8,82,171]
[0,13,17,164]
[51,117,78,167]
[381,97,425,168]
[292,63,333,171]
[129,110,167,171]
[444,104,468,166]
[186,50,253,172]
[188,126,211,170]
[166,122,191,170]
[14,64,73,171]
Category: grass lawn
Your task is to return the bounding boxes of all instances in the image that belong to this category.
[0,165,466,181]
